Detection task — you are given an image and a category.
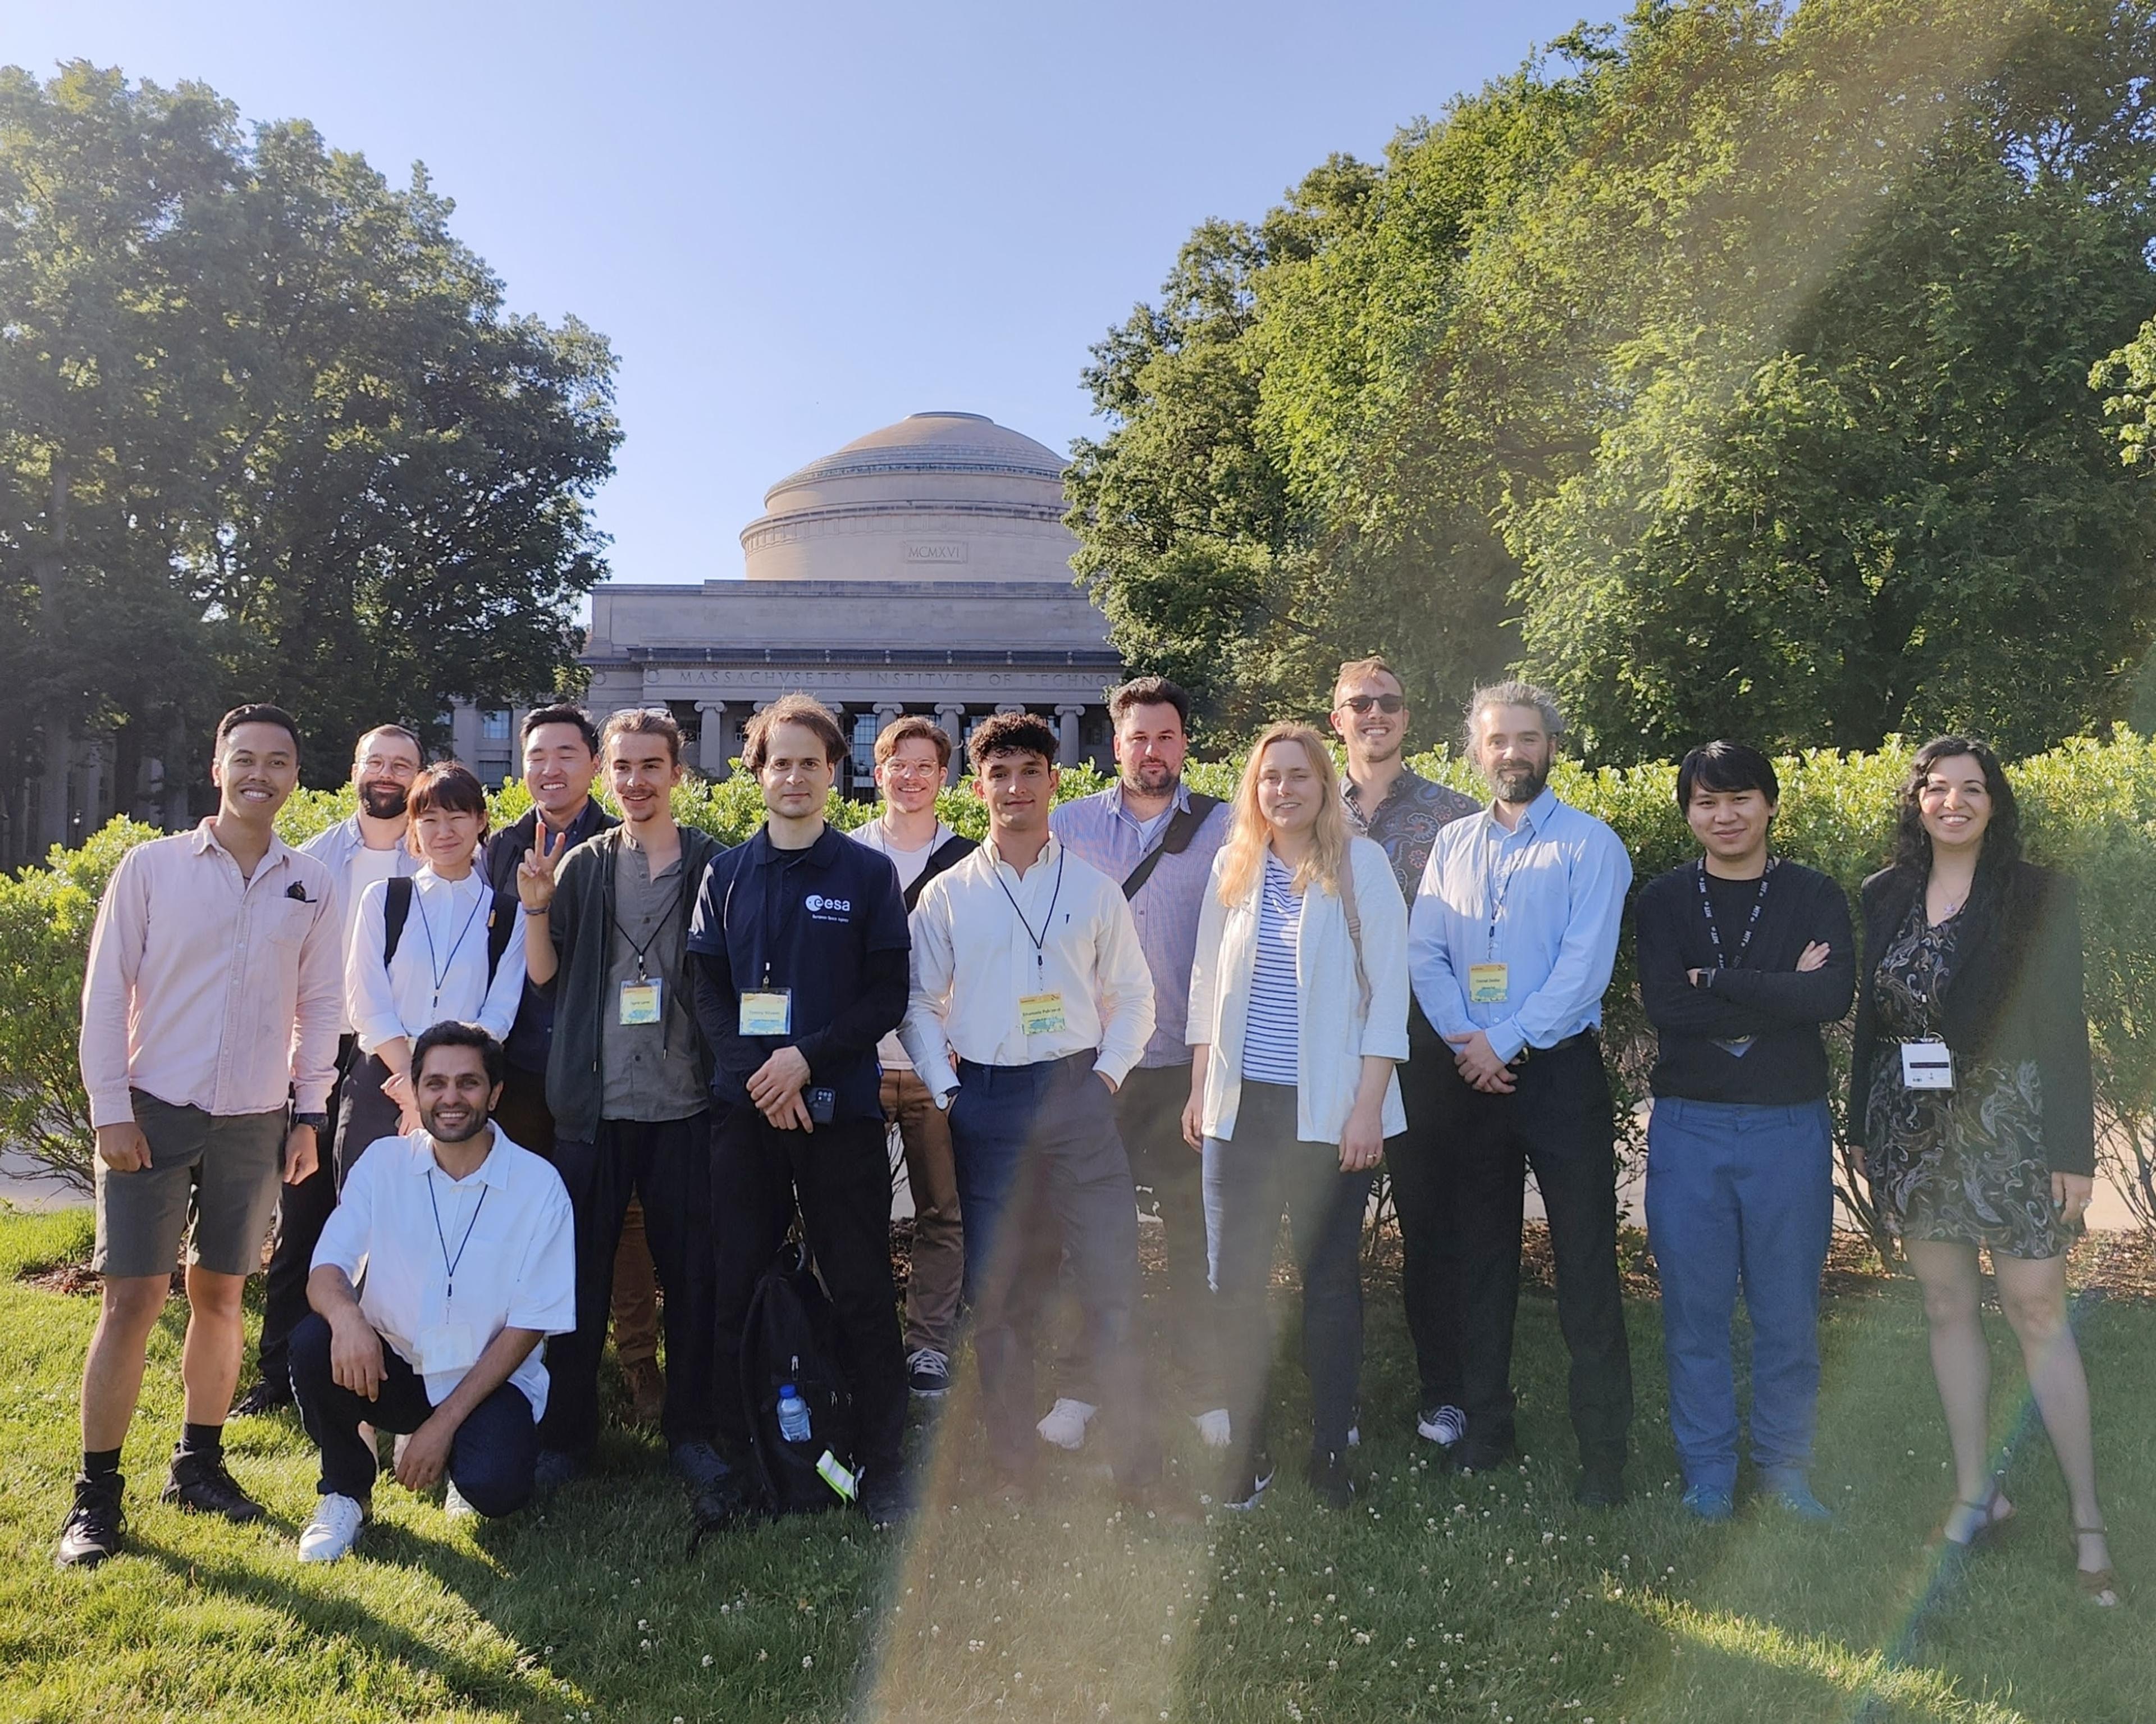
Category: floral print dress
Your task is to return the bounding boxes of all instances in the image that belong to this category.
[1864,900,2070,1260]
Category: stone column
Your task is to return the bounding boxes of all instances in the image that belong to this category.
[696,701,731,779]
[935,704,967,785]
[450,702,481,764]
[1054,704,1086,768]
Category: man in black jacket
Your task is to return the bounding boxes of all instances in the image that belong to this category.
[1635,741,1853,1523]
[687,695,912,1526]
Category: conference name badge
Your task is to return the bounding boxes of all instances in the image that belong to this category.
[1468,962,1510,1006]
[1901,1039,1956,1091]
[618,978,662,1026]
[739,988,793,1036]
[1019,991,1067,1036]
[418,1321,479,1374]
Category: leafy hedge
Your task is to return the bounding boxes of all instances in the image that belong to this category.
[11,740,2156,1255]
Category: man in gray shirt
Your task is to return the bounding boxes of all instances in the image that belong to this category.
[516,708,728,1503]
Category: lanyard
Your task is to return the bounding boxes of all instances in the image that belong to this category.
[415,878,490,1012]
[992,846,1065,987]
[610,860,682,983]
[1482,823,1536,960]
[1696,858,1776,969]
[426,1167,488,1304]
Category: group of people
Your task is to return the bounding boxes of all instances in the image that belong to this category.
[53,663,2117,1607]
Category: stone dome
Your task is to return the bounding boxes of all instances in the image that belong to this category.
[740,411,1081,584]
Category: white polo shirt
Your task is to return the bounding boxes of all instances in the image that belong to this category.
[312,1126,576,1416]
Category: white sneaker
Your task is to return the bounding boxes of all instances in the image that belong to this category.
[298,1493,367,1563]
[1191,1408,1232,1449]
[444,1480,477,1521]
[1417,1404,1467,1448]
[1036,1398,1098,1451]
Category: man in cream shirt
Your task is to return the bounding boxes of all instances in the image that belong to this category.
[901,712,1176,1509]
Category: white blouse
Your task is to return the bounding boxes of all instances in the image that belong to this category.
[345,866,523,1056]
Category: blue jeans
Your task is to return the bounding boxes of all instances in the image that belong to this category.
[1645,1096,1833,1493]
[1203,1082,1374,1468]
[948,1053,1157,1485]
[289,1312,537,1514]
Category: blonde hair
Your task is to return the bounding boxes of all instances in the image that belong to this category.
[1217,724,1352,906]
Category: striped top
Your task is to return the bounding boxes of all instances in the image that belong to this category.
[1240,853,1303,1084]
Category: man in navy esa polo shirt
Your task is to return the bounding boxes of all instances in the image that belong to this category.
[687,695,912,1526]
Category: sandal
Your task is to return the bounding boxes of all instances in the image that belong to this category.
[1930,1485,2015,1551]
[2074,1524,2120,1607]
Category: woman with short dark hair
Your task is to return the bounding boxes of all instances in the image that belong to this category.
[1850,736,2115,1604]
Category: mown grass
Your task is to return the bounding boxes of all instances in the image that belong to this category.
[0,1206,2148,1723]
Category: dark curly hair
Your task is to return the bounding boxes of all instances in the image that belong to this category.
[1890,736,2022,899]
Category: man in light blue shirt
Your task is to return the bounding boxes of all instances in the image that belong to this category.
[1407,681,1635,1506]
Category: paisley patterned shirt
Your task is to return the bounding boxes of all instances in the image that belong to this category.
[1342,767,1482,904]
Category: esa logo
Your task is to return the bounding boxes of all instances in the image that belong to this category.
[804,892,852,922]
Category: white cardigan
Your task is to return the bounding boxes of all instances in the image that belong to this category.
[1186,834,1410,1144]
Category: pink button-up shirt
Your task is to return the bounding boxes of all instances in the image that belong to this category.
[79,820,343,1128]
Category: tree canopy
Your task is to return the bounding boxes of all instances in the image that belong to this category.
[0,63,619,856]
[1069,0,2156,760]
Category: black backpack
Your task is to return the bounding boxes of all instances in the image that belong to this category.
[383,875,519,982]
[739,1239,860,1516]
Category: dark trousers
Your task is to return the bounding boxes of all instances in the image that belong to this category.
[1386,1000,1466,1410]
[258,1036,356,1392]
[492,1064,558,1160]
[1203,1082,1374,1468]
[1646,1096,1833,1493]
[1049,1062,1219,1413]
[332,1051,408,1185]
[1440,1039,1634,1468]
[539,1112,716,1457]
[710,1108,908,1474]
[288,1311,537,1514]
[949,1053,1158,1486]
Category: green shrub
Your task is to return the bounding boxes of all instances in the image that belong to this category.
[10,742,2155,1254]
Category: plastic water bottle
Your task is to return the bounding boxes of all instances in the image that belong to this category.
[776,1384,812,1444]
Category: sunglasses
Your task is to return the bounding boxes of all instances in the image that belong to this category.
[1339,694,1406,715]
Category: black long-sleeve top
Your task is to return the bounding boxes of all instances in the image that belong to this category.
[1636,858,1856,1104]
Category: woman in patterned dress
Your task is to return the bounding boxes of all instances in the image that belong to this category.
[1848,737,2115,1603]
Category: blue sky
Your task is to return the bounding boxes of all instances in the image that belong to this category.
[9,2,1607,585]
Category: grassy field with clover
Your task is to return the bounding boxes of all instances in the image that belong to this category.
[2,1206,2149,1723]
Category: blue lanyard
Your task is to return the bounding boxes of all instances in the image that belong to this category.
[425,1167,487,1304]
[1482,824,1536,960]
[992,847,1065,987]
[416,878,490,1012]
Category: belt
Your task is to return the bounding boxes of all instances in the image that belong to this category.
[1510,1030,1597,1068]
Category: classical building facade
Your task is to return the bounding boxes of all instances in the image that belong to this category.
[518,411,1120,791]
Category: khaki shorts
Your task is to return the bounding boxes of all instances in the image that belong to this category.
[93,1092,287,1279]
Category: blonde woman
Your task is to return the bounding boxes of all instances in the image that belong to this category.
[1184,724,1410,1510]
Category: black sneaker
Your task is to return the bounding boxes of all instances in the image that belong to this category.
[231,1378,293,1418]
[1573,1462,1626,1509]
[906,1347,952,1399]
[55,1472,127,1568]
[1453,1436,1518,1475]
[1307,1450,1355,1511]
[162,1451,266,1522]
[686,1474,759,1554]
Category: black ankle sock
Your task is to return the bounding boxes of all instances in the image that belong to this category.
[177,1422,223,1460]
[81,1446,122,1482]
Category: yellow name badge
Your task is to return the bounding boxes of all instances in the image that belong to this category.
[1468,962,1510,1006]
[739,988,793,1037]
[618,978,663,1026]
[1018,991,1067,1036]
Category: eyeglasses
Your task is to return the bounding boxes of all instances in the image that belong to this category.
[1339,694,1406,715]
[884,762,943,780]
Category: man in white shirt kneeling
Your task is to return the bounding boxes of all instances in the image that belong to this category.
[292,1021,575,1561]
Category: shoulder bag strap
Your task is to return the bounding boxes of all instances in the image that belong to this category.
[1335,850,1374,1019]
[483,890,519,983]
[1121,792,1222,901]
[382,875,415,967]
[905,834,976,914]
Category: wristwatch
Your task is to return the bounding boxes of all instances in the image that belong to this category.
[291,1112,330,1133]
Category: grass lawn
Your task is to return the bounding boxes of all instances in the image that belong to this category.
[1,1205,2149,1723]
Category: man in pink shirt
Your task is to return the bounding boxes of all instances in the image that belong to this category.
[57,704,342,1569]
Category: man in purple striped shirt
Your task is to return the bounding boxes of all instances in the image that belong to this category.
[1047,677,1233,1452]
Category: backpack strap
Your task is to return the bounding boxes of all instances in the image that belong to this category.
[382,875,415,966]
[483,890,519,983]
[905,833,976,914]
[1121,792,1221,901]
[1335,849,1374,1020]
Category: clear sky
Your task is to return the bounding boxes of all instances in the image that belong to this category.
[8,2,1606,585]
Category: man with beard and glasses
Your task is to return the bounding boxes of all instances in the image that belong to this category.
[290,1022,575,1560]
[1406,682,1635,1507]
[236,724,425,1417]
[1328,656,1479,1457]
[1044,676,1231,1454]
